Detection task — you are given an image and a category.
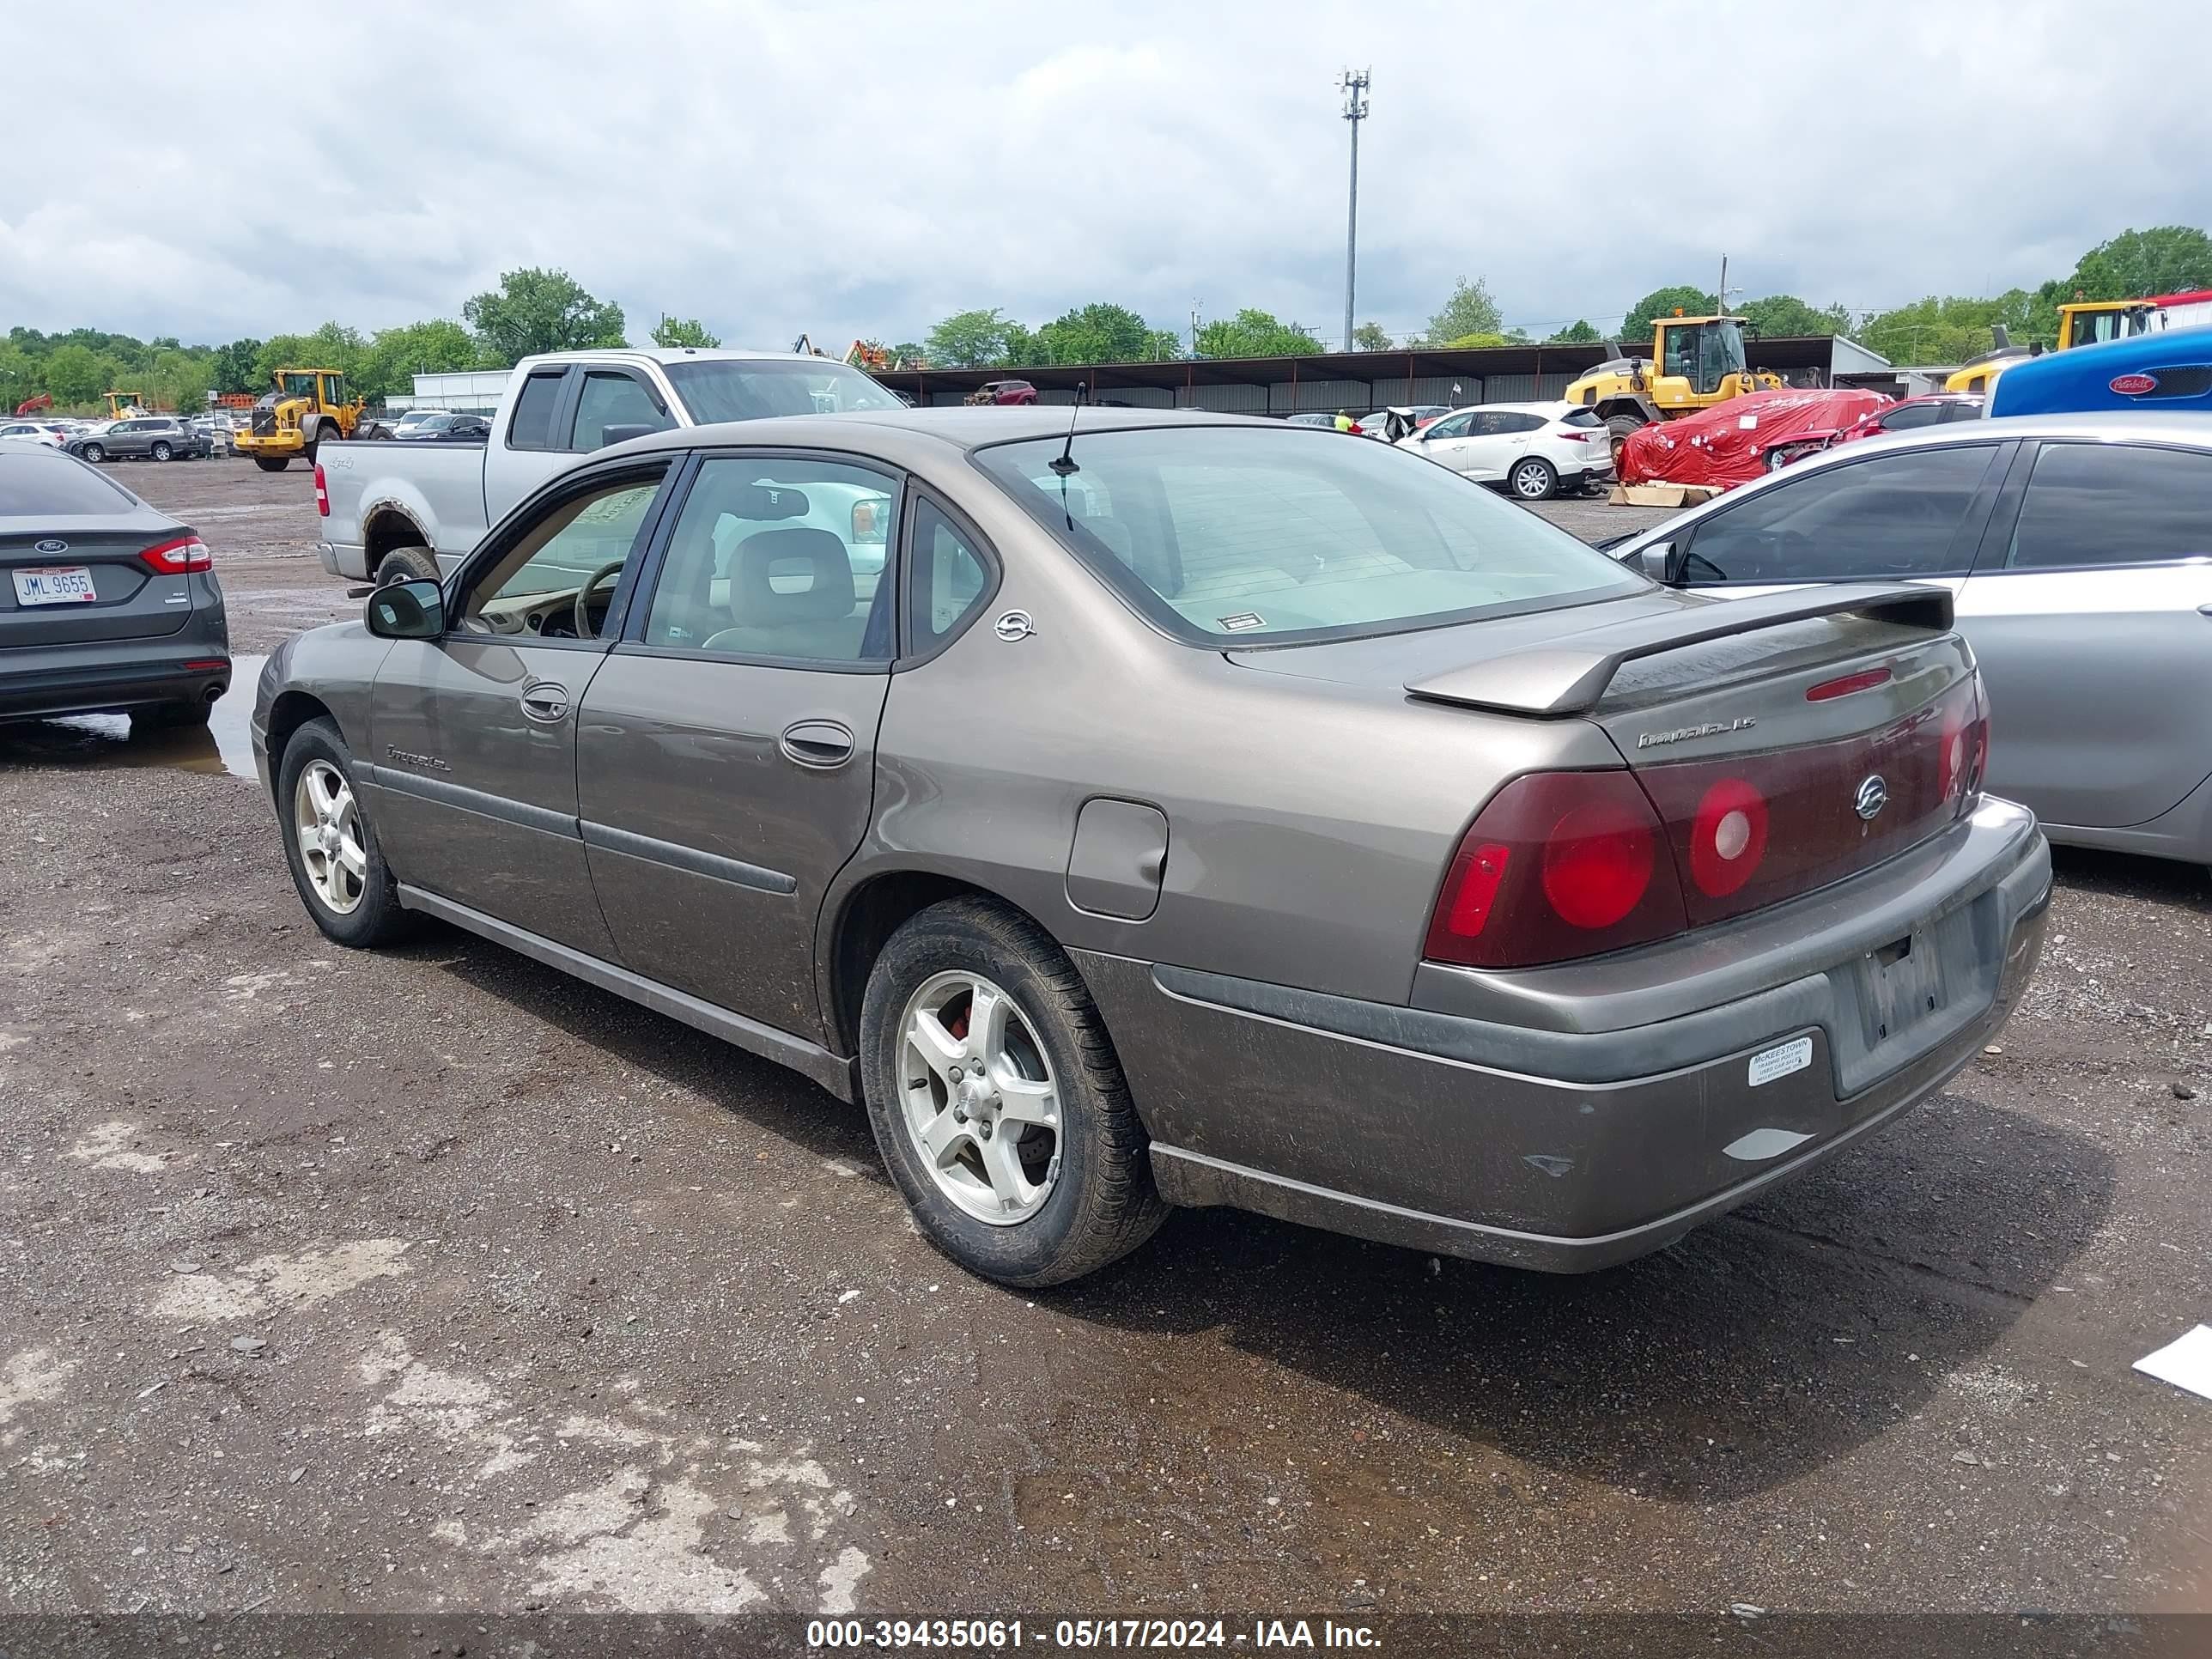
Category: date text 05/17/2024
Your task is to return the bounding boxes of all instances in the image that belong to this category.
[804,1618,1382,1649]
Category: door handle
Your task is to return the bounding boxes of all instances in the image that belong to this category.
[519,682,570,723]
[780,720,855,769]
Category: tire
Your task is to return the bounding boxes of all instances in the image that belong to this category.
[275,717,416,949]
[82,443,105,464]
[132,697,213,731]
[374,545,441,586]
[1603,413,1644,471]
[150,441,173,463]
[860,896,1168,1287]
[1509,456,1558,501]
[253,456,289,473]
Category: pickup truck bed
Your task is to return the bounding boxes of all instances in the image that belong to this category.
[316,439,489,581]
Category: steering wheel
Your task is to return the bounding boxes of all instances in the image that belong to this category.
[574,560,627,638]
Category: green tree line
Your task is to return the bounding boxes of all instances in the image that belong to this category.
[7,228,2209,414]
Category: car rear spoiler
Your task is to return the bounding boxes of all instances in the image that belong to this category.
[1404,584,1954,718]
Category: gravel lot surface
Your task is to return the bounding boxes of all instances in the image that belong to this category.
[2,458,2205,1623]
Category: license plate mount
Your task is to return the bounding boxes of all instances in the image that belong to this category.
[1863,931,1943,1046]
[12,565,97,605]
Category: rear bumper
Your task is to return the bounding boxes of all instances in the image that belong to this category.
[0,650,231,721]
[1077,798,2051,1272]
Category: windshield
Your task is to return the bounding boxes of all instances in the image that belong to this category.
[974,426,1644,646]
[664,359,902,422]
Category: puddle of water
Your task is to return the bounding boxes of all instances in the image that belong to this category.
[0,653,264,780]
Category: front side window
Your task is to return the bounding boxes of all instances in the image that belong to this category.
[1422,410,1474,440]
[1680,444,2001,585]
[463,468,670,638]
[568,371,673,452]
[642,455,899,663]
[975,426,1644,645]
[2003,442,2212,570]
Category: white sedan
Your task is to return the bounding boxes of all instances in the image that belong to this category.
[1396,400,1614,501]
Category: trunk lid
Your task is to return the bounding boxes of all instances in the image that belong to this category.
[1232,583,1984,945]
[0,517,196,647]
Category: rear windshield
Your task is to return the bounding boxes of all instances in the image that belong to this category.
[975,426,1645,645]
[0,451,137,514]
[1560,408,1603,428]
[665,359,903,422]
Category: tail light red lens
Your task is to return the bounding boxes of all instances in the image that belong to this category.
[1553,428,1595,442]
[1425,672,1990,970]
[140,534,212,574]
[1425,771,1688,969]
[313,462,330,517]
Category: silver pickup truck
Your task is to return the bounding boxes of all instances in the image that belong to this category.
[314,348,907,584]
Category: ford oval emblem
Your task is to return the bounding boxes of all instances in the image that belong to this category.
[1854,775,1889,821]
[2108,372,2159,396]
[33,538,68,554]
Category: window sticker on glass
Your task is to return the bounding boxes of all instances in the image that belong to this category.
[1218,611,1267,631]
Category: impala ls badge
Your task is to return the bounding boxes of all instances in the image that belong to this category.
[1637,715,1755,750]
[1855,775,1889,821]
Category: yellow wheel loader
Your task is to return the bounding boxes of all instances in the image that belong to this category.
[1565,313,1784,465]
[231,368,367,472]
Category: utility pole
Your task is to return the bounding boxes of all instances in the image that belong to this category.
[1190,299,1202,357]
[1339,69,1370,352]
[1717,253,1742,316]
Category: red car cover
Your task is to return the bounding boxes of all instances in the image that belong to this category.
[1619,388,1892,489]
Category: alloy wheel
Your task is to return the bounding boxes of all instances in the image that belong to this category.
[1513,459,1552,498]
[896,970,1061,1224]
[292,759,367,915]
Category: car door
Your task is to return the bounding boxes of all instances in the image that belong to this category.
[1452,411,1514,480]
[479,366,578,521]
[107,420,147,459]
[1410,409,1477,471]
[363,457,678,957]
[562,368,677,454]
[1954,439,2212,830]
[573,450,912,1041]
[1662,441,2013,600]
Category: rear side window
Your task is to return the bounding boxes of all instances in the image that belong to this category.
[507,371,566,451]
[1498,412,1547,434]
[1680,444,2001,584]
[1560,408,1603,428]
[907,498,993,647]
[2003,443,2212,570]
[0,451,137,514]
[1881,404,1947,430]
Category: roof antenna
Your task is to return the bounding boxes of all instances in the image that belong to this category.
[1049,381,1090,476]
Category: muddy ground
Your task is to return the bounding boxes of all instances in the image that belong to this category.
[1,457,2207,1624]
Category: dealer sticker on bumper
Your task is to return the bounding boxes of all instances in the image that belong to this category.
[1747,1035,1814,1088]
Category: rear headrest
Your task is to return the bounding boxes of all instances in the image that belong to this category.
[731,528,854,624]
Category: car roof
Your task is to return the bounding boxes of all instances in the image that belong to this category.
[1607,410,2212,553]
[513,346,842,371]
[604,405,1294,464]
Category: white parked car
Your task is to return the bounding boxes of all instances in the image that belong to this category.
[0,420,68,447]
[1396,400,1614,500]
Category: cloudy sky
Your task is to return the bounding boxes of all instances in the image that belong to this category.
[5,0,2209,352]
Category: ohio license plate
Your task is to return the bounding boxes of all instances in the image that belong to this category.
[12,566,96,605]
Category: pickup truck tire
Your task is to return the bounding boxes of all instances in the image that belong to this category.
[374,545,441,586]
[252,456,289,473]
[860,896,1168,1287]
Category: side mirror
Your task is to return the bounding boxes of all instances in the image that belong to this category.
[1637,543,1678,584]
[366,578,444,639]
[597,423,658,450]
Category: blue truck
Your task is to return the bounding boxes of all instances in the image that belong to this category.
[1988,325,2212,416]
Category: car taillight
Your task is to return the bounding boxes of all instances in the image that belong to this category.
[1554,428,1595,442]
[1945,673,1990,806]
[1425,771,1689,969]
[140,534,212,574]
[313,462,329,517]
